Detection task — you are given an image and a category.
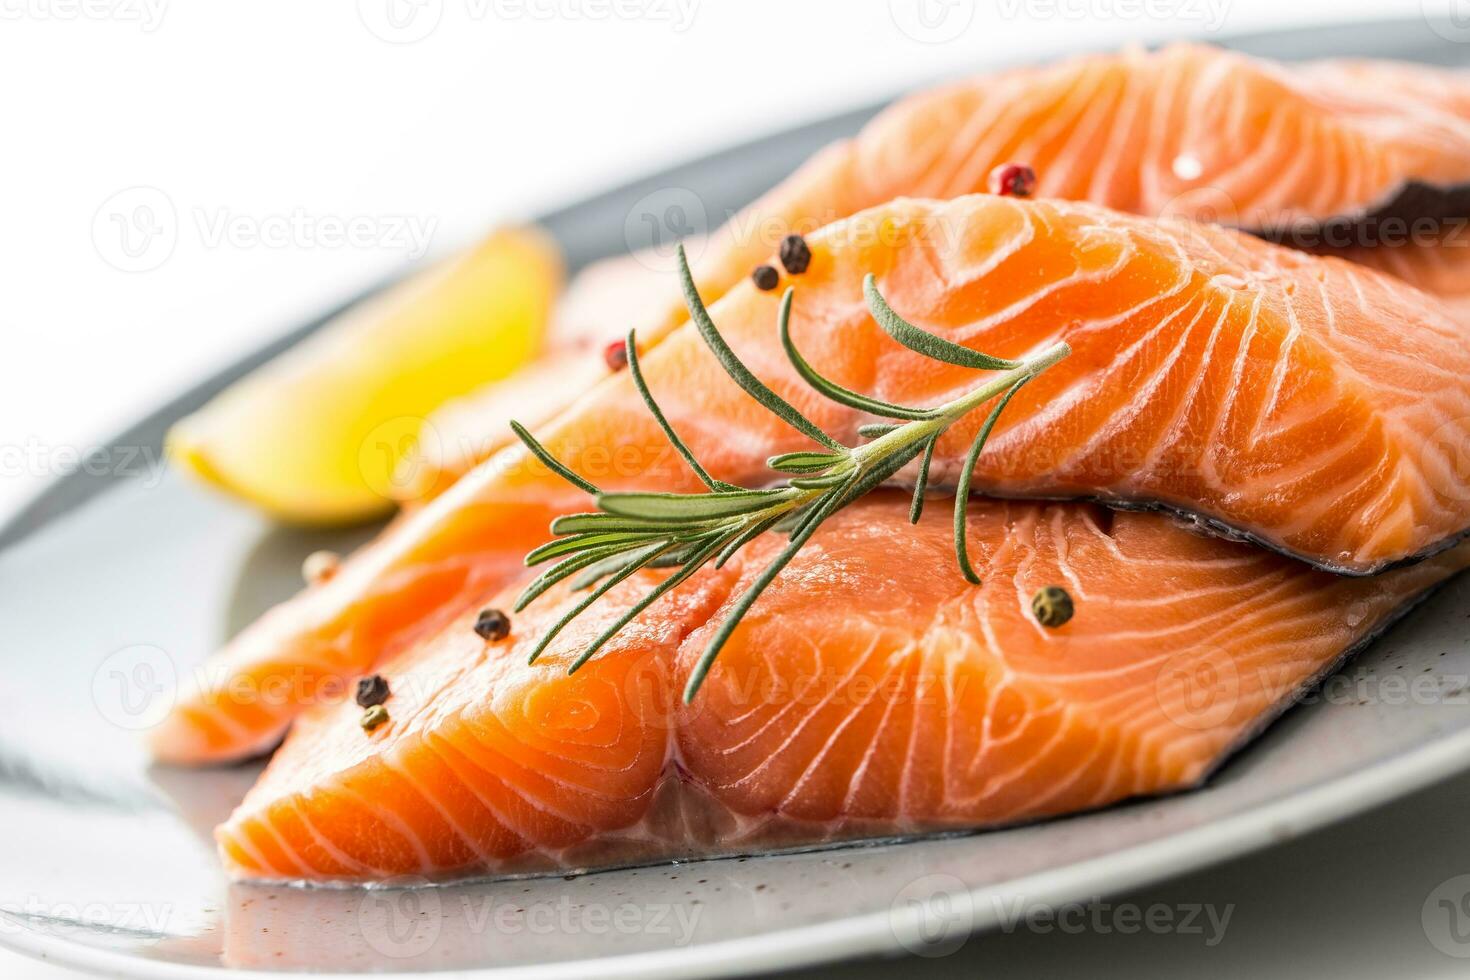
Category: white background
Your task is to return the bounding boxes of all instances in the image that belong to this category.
[0,1,1458,977]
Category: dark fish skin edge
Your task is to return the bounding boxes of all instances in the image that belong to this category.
[888,473,1470,576]
[1091,494,1470,577]
[1249,178,1470,248]
[1201,569,1463,786]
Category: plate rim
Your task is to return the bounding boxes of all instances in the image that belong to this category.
[6,726,1470,979]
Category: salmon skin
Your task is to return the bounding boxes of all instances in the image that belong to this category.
[150,194,1470,766]
[215,494,1470,884]
[405,45,1470,500]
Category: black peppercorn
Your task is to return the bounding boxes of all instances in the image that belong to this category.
[355,674,391,708]
[1031,586,1074,628]
[474,608,512,641]
[778,234,812,275]
[751,264,780,291]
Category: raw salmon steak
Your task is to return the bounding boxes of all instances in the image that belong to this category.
[622,43,1470,344]
[215,494,1470,883]
[152,194,1470,766]
[409,44,1470,497]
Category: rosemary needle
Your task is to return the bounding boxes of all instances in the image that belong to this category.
[512,243,1070,702]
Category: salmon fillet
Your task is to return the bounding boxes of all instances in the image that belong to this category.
[152,194,1470,765]
[408,45,1470,498]
[653,43,1470,343]
[215,494,1470,883]
[1317,223,1470,323]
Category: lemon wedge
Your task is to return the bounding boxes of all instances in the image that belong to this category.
[167,226,562,524]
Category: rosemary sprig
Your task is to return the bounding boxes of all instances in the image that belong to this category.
[511,244,1070,702]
